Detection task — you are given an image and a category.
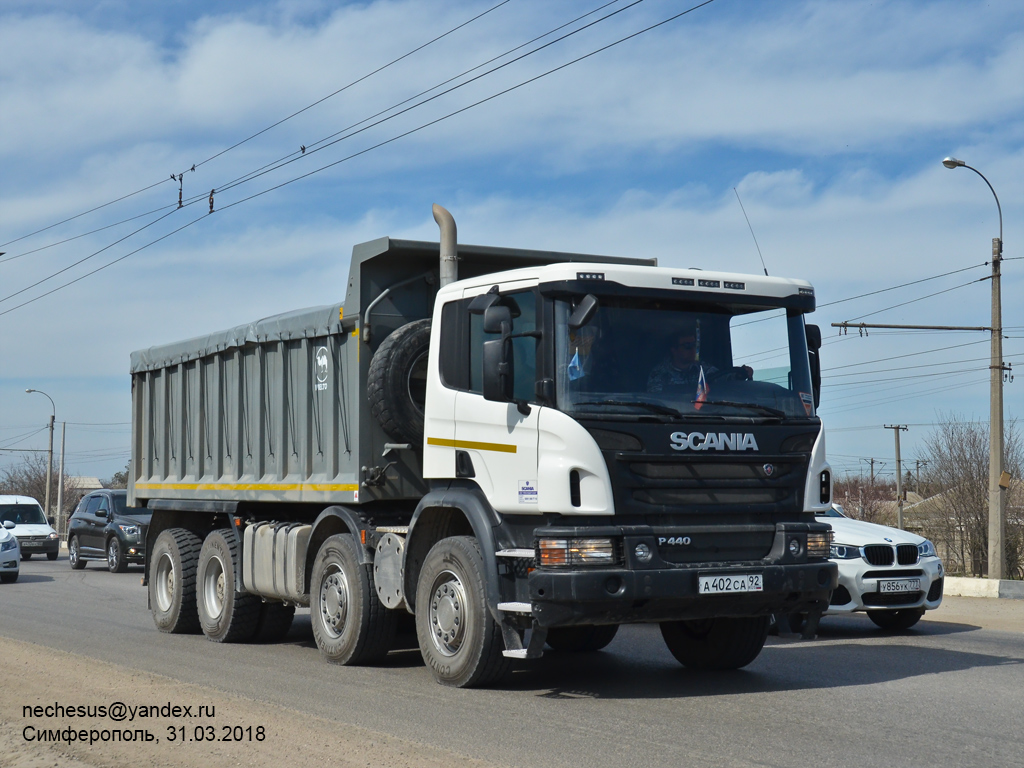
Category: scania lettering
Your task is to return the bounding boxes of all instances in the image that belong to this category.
[670,432,760,451]
[131,205,836,688]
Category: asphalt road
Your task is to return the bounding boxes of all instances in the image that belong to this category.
[3,553,1024,768]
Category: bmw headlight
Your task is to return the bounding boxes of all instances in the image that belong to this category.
[830,543,861,560]
[118,524,140,538]
[917,540,937,558]
[1,539,16,552]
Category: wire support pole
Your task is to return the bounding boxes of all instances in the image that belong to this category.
[884,425,908,529]
[944,156,1007,580]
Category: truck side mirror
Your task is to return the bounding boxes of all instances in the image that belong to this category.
[806,323,822,407]
[482,305,512,335]
[482,338,514,402]
[568,294,599,330]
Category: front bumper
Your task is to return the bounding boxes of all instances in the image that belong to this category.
[122,542,146,563]
[827,556,944,614]
[529,561,837,627]
[17,536,59,555]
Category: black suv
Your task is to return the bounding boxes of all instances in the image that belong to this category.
[67,490,150,572]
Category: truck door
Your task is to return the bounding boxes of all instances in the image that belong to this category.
[454,288,541,514]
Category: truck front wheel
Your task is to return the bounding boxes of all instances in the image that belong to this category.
[196,529,261,643]
[310,534,395,664]
[415,536,510,688]
[150,528,202,634]
[660,616,770,670]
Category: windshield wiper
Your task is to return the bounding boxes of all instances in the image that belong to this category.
[694,400,787,419]
[574,400,684,418]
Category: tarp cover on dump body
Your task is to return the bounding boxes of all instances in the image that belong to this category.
[130,303,345,374]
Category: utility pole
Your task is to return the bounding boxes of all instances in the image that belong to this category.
[860,457,880,486]
[56,423,66,537]
[26,389,56,520]
[942,157,1011,580]
[885,425,908,529]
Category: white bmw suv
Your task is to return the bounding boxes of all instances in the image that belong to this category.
[818,504,944,630]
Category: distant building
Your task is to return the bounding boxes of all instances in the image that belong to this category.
[67,476,103,497]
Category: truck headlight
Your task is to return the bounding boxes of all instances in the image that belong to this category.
[538,538,617,567]
[806,531,830,559]
[830,543,862,560]
[917,540,937,558]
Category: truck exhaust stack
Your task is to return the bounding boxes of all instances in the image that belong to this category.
[432,203,457,287]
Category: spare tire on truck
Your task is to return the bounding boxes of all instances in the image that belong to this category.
[368,318,431,445]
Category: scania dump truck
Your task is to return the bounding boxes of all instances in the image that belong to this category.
[130,204,837,688]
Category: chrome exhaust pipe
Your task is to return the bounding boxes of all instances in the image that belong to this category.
[432,204,457,288]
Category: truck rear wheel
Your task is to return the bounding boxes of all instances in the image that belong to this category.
[150,528,202,634]
[367,318,431,445]
[196,529,261,643]
[310,534,396,664]
[546,624,619,652]
[660,616,770,670]
[415,536,510,688]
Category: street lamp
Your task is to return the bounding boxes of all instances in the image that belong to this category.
[25,389,55,521]
[943,156,1008,580]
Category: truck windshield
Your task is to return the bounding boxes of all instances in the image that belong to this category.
[554,297,816,421]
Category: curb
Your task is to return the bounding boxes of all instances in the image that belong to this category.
[944,576,1024,600]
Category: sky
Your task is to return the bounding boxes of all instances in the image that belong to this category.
[0,0,1021,486]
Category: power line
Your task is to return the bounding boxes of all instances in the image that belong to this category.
[818,262,988,309]
[840,279,984,322]
[0,0,515,255]
[184,0,515,174]
[0,209,178,305]
[0,0,720,318]
[824,338,991,371]
[206,0,657,203]
[203,0,634,202]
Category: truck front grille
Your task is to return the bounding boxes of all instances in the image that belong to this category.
[612,456,806,517]
[656,529,775,564]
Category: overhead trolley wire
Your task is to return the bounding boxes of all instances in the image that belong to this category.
[200,0,659,203]
[203,0,633,200]
[0,0,516,256]
[0,0,641,296]
[0,0,719,318]
[186,0,515,173]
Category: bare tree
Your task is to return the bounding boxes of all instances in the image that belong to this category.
[833,475,898,526]
[921,415,1022,578]
[0,453,81,531]
[106,462,130,490]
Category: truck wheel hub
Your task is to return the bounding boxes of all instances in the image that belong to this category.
[429,572,466,656]
[321,570,349,636]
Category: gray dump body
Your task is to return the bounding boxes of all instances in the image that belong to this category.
[129,236,652,509]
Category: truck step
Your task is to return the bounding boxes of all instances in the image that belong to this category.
[375,526,409,535]
[495,549,535,558]
[497,601,532,614]
[502,649,530,659]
